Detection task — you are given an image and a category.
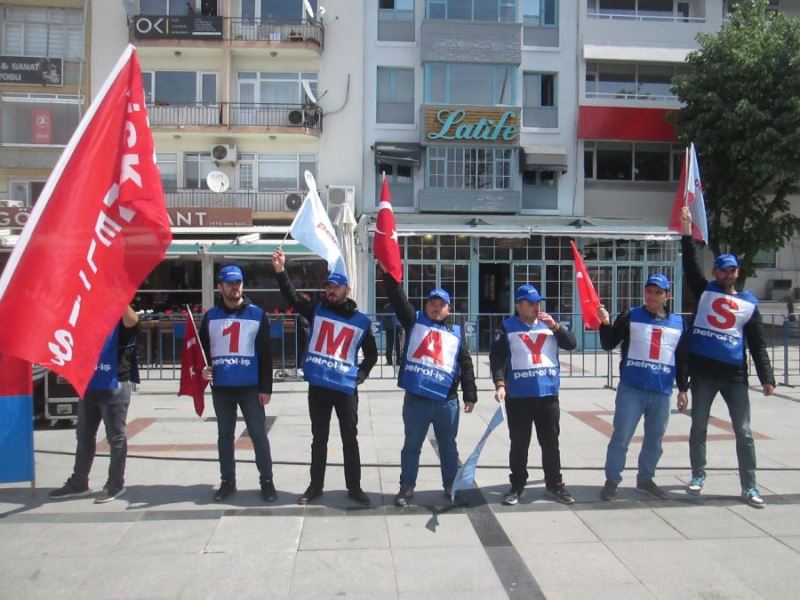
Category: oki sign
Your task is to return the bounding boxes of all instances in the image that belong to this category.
[424,106,520,145]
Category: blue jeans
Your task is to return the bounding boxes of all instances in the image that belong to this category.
[400,392,460,489]
[604,382,671,485]
[212,387,273,484]
[689,374,756,489]
[72,382,131,491]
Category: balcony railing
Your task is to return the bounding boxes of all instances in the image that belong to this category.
[146,102,323,131]
[164,189,306,213]
[587,10,705,23]
[228,18,323,47]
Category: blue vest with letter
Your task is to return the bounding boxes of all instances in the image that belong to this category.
[503,317,560,398]
[303,304,370,394]
[207,304,263,387]
[690,282,757,366]
[399,312,462,403]
[87,325,120,392]
[621,307,683,395]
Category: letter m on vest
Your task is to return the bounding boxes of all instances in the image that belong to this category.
[315,320,356,359]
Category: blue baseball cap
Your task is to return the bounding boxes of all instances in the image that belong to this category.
[714,253,739,270]
[427,288,451,304]
[325,272,349,287]
[218,265,243,283]
[645,273,671,290]
[515,284,544,303]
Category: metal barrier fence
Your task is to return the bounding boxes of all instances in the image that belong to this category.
[136,312,800,388]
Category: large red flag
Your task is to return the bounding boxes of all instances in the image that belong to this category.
[178,310,208,417]
[0,45,172,396]
[668,143,708,243]
[570,241,602,330]
[374,174,403,281]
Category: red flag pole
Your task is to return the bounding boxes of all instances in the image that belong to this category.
[185,304,207,366]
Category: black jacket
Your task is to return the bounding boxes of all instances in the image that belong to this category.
[275,270,377,383]
[199,297,273,394]
[682,236,775,385]
[489,317,577,396]
[382,272,478,404]
[599,307,690,392]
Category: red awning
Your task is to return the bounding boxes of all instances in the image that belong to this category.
[578,106,678,142]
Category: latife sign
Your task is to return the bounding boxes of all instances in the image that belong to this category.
[0,56,63,86]
[424,106,520,145]
[167,207,252,227]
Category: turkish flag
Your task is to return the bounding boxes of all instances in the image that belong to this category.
[0,45,172,396]
[179,311,208,417]
[570,241,602,330]
[668,143,708,243]
[374,174,403,282]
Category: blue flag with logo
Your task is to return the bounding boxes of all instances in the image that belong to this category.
[450,405,505,501]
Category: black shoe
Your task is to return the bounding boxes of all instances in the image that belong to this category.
[502,488,523,506]
[49,479,90,499]
[95,485,127,504]
[394,485,414,507]
[298,486,323,505]
[547,484,575,505]
[637,479,668,500]
[601,480,618,501]
[347,488,371,506]
[213,481,236,502]
[260,480,277,503]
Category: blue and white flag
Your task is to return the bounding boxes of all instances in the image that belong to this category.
[450,405,505,501]
[290,171,347,277]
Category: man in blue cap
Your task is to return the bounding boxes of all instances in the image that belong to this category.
[199,265,276,503]
[597,274,689,501]
[681,207,775,508]
[379,264,477,507]
[272,248,377,506]
[490,284,576,505]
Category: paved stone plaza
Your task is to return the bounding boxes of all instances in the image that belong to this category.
[2,374,800,599]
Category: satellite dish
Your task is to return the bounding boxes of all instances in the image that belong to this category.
[303,0,314,19]
[319,5,326,15]
[206,170,230,193]
[304,170,317,193]
[301,79,318,104]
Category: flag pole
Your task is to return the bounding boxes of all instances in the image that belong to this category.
[186,304,207,366]
[682,147,690,207]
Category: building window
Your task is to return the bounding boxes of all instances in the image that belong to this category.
[724,0,779,18]
[240,0,315,20]
[522,170,558,210]
[523,0,557,26]
[378,0,415,42]
[427,0,516,22]
[8,180,45,206]
[522,72,557,128]
[425,63,516,105]
[377,163,414,208]
[588,0,698,20]
[183,153,215,189]
[427,146,514,190]
[142,71,217,104]
[0,94,80,146]
[157,153,178,191]
[584,142,683,181]
[237,72,317,104]
[139,0,198,15]
[235,154,316,191]
[752,249,778,269]
[1,6,84,61]
[377,67,414,124]
[586,62,685,101]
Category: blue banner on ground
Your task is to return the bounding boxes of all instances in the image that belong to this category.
[451,405,505,501]
[0,395,35,484]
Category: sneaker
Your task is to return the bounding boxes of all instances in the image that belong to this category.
[298,485,323,505]
[502,488,523,506]
[742,486,766,509]
[600,480,618,501]
[49,480,90,500]
[547,484,575,505]
[637,479,668,500]
[260,480,277,503]
[394,485,414,507]
[347,488,371,506]
[213,481,236,502]
[687,474,705,495]
[94,486,126,504]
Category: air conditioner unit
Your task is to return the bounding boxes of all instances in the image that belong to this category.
[210,143,237,163]
[285,192,303,211]
[0,200,24,208]
[327,185,355,209]
[288,109,306,126]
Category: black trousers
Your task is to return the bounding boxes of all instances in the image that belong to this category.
[505,395,563,491]
[385,324,403,365]
[308,384,361,491]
